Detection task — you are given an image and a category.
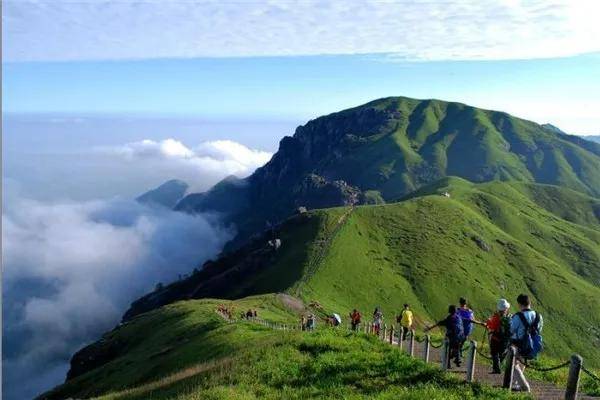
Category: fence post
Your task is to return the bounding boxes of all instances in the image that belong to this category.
[466,340,477,383]
[409,330,415,357]
[399,329,404,350]
[565,354,583,400]
[389,326,394,345]
[383,324,387,341]
[441,338,449,371]
[423,335,430,363]
[503,346,517,390]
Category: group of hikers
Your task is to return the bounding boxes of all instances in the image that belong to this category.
[241,309,258,319]
[345,294,543,392]
[300,314,317,331]
[222,293,543,392]
[347,304,413,337]
[216,304,234,320]
[216,305,258,321]
[425,294,543,392]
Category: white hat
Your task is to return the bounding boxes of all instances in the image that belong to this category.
[497,299,510,311]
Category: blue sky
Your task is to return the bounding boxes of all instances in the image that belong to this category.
[4,53,600,134]
[3,0,600,134]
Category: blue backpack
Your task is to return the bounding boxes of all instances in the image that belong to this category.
[448,314,465,343]
[457,308,475,337]
[516,311,543,359]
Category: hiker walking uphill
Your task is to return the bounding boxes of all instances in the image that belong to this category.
[349,309,362,331]
[396,304,413,340]
[510,294,544,392]
[485,299,512,374]
[458,298,481,335]
[372,307,384,335]
[425,305,465,367]
[457,297,483,359]
[306,314,317,331]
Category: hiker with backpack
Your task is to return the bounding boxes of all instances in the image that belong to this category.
[457,298,479,338]
[457,297,483,358]
[349,309,362,331]
[485,299,512,374]
[396,304,413,340]
[307,314,316,331]
[425,305,465,368]
[509,294,543,392]
[373,307,384,335]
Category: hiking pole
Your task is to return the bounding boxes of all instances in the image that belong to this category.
[423,335,431,363]
[565,354,583,400]
[409,329,415,357]
[466,340,477,383]
[503,346,517,390]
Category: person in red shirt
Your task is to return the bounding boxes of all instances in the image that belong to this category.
[349,309,362,331]
[486,299,512,373]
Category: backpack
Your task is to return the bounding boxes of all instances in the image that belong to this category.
[515,311,543,359]
[448,314,465,343]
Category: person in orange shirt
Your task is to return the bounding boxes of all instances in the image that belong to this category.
[485,299,512,374]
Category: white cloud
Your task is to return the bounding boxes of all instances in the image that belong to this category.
[3,1,599,62]
[104,138,272,191]
[2,194,233,400]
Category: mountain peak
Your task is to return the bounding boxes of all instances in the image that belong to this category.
[136,179,189,208]
[177,96,600,247]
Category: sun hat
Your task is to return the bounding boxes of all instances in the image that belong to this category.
[497,298,510,311]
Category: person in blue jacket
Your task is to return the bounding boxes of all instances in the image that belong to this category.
[509,294,544,392]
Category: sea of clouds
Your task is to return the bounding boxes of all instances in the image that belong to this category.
[2,136,273,399]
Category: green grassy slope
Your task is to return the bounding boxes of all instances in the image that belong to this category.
[213,180,600,364]
[41,297,526,400]
[43,180,600,399]
[141,179,600,363]
[299,193,600,364]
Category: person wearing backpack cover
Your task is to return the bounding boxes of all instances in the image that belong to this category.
[485,298,512,374]
[425,305,465,368]
[510,294,544,392]
[396,304,413,340]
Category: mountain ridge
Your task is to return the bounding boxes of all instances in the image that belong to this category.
[176,96,600,248]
